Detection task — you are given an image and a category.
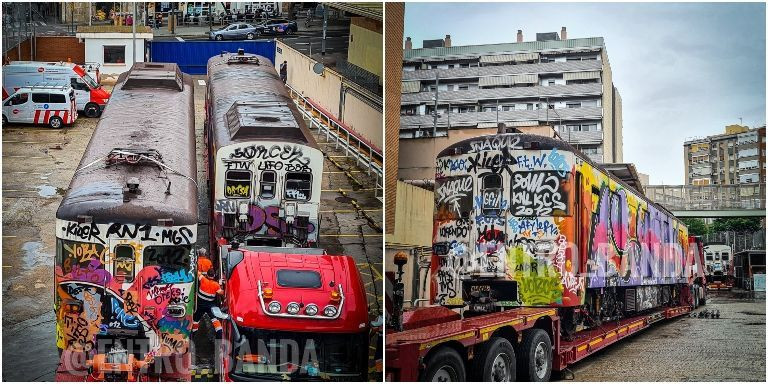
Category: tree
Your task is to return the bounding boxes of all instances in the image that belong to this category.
[710,217,763,234]
[682,218,709,236]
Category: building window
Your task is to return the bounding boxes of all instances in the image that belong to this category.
[460,63,469,68]
[526,103,533,110]
[448,64,455,69]
[502,105,513,111]
[104,45,126,64]
[458,85,469,90]
[548,80,555,86]
[566,102,580,109]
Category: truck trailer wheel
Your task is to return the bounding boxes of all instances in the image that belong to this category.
[699,287,707,305]
[473,337,515,382]
[517,329,552,382]
[84,103,100,118]
[420,347,465,382]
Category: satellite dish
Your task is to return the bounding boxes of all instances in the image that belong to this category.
[312,62,325,75]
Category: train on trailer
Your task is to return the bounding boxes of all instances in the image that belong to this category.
[203,50,371,381]
[387,132,708,381]
[54,63,198,381]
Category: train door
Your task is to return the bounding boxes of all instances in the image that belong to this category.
[108,240,142,333]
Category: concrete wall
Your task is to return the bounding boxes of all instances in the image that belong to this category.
[398,127,498,181]
[348,17,383,81]
[275,41,382,150]
[342,91,383,150]
[275,41,342,117]
[385,181,435,307]
[84,36,147,75]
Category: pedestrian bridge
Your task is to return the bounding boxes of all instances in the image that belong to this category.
[644,184,766,218]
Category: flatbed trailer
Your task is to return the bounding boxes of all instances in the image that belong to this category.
[385,304,692,381]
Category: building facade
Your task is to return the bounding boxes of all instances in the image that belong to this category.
[683,125,766,186]
[398,29,624,180]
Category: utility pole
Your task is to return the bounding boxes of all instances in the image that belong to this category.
[29,2,33,60]
[89,1,92,26]
[132,1,137,65]
[321,4,327,56]
[432,72,439,137]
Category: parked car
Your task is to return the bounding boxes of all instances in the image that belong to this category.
[209,23,262,40]
[256,18,298,35]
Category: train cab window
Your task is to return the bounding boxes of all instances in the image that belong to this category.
[114,244,135,283]
[722,252,730,261]
[144,245,194,282]
[260,171,276,199]
[285,172,311,201]
[225,170,252,198]
[706,253,713,261]
[481,174,503,216]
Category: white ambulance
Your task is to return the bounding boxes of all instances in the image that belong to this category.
[2,61,110,117]
[2,84,78,129]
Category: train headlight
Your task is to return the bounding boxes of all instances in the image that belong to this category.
[267,301,282,314]
[323,305,338,317]
[286,302,300,315]
[305,304,318,316]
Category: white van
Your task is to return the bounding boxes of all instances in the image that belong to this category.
[2,61,110,117]
[2,85,78,129]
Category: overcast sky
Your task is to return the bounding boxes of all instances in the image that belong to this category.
[403,2,766,184]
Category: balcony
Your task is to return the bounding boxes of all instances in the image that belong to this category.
[402,60,603,81]
[560,130,603,144]
[400,106,603,129]
[401,83,603,105]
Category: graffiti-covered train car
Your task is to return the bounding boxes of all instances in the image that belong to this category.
[431,133,695,328]
[206,50,323,248]
[703,243,734,289]
[54,63,197,380]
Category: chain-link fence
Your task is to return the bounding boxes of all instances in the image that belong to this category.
[700,230,766,252]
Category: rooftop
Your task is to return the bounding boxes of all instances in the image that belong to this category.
[404,37,604,62]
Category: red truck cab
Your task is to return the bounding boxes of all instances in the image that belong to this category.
[213,245,370,381]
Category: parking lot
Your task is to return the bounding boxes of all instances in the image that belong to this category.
[562,290,766,382]
[2,76,382,381]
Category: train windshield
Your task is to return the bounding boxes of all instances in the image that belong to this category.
[56,239,109,274]
[231,328,365,380]
[143,245,194,282]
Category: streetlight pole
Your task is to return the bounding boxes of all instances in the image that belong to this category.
[132,1,136,65]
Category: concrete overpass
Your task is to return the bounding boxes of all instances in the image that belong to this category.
[645,184,766,218]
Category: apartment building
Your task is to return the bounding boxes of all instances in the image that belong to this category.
[684,125,766,185]
[398,28,624,180]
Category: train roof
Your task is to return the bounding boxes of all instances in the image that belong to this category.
[439,133,679,219]
[206,52,319,150]
[56,62,198,226]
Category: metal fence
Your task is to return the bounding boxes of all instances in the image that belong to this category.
[700,230,766,253]
[644,183,766,211]
[335,58,382,97]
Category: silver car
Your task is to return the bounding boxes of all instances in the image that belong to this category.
[209,23,262,40]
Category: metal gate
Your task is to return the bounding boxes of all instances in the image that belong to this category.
[149,40,277,75]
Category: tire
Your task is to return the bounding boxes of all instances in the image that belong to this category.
[215,34,223,41]
[699,288,707,306]
[49,115,63,129]
[419,347,465,382]
[246,32,255,40]
[2,114,7,124]
[516,329,552,381]
[84,102,100,118]
[472,337,515,382]
[287,27,295,35]
[693,286,699,309]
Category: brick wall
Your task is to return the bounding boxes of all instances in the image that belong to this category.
[384,2,404,235]
[4,36,85,64]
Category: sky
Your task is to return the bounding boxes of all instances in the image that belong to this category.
[403,2,767,185]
